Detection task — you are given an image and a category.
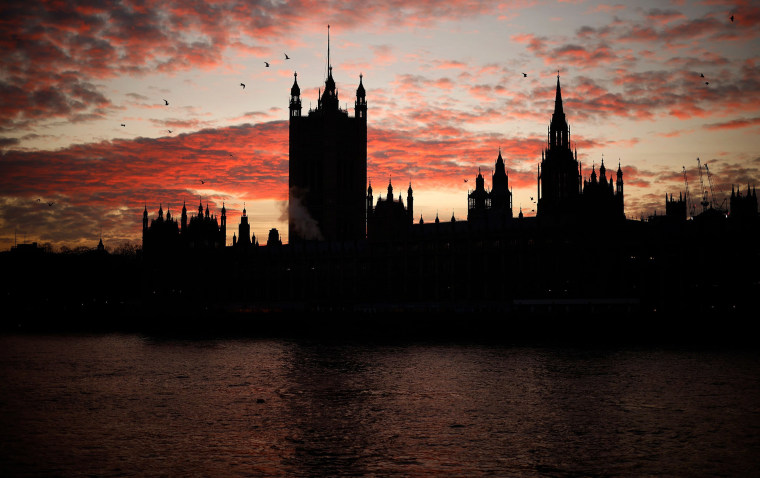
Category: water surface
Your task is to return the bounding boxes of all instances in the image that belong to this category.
[1,334,758,476]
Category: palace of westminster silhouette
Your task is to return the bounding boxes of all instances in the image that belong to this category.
[143,70,629,251]
[137,36,757,313]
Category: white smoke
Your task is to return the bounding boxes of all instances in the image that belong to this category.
[280,187,324,241]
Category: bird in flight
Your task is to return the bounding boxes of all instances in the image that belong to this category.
[285,53,290,60]
[240,83,245,89]
[120,123,126,127]
[530,197,534,201]
[264,62,270,67]
[200,180,205,184]
[48,201,54,206]
[464,179,468,183]
[730,15,734,22]
[700,73,704,78]
[163,99,169,105]
[168,130,172,133]
[705,81,710,85]
[523,73,527,77]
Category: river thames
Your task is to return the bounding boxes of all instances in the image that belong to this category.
[1,333,758,476]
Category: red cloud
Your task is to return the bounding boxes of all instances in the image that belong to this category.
[704,117,760,130]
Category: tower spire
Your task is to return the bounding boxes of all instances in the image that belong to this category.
[554,71,564,115]
[327,24,331,76]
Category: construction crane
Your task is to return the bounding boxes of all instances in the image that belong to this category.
[704,163,727,213]
[697,157,710,213]
[683,166,695,218]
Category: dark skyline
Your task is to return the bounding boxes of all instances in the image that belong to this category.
[1,1,759,252]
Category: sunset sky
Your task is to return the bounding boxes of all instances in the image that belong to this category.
[1,0,758,250]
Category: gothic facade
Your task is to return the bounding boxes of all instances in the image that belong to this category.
[537,76,624,223]
[730,184,758,220]
[467,149,513,225]
[142,200,226,253]
[366,179,414,242]
[288,28,367,243]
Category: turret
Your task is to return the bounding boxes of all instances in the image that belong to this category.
[407,182,414,224]
[237,204,251,247]
[616,161,624,196]
[387,178,393,201]
[367,181,373,214]
[181,200,187,234]
[142,205,148,238]
[289,72,301,118]
[355,73,367,120]
[491,147,511,215]
[220,202,227,246]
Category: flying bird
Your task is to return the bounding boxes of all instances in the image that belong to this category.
[700,73,704,78]
[530,197,534,201]
[48,201,54,206]
[120,123,126,127]
[464,179,468,183]
[285,53,290,60]
[240,83,245,89]
[264,62,270,67]
[200,180,205,184]
[163,99,169,105]
[523,73,527,77]
[168,130,172,133]
[730,15,734,22]
[705,81,709,85]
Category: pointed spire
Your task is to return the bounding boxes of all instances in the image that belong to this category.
[554,71,564,115]
[327,24,331,74]
[290,71,300,96]
[357,73,365,98]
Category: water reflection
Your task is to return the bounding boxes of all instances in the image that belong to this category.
[0,336,758,476]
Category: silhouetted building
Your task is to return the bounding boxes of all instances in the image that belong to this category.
[468,149,513,225]
[367,179,413,242]
[288,27,367,243]
[267,228,282,247]
[666,192,687,221]
[142,200,226,253]
[537,75,624,222]
[730,184,757,220]
[233,205,256,248]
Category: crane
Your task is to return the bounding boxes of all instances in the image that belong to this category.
[704,163,727,213]
[697,157,710,213]
[683,166,695,218]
